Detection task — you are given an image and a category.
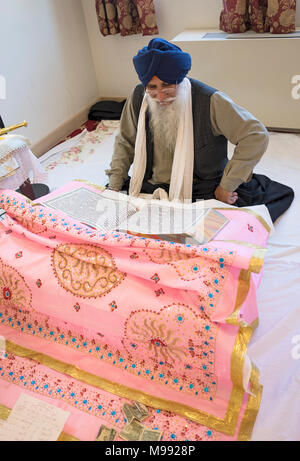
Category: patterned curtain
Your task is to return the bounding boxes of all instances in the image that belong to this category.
[220,0,297,34]
[95,0,159,37]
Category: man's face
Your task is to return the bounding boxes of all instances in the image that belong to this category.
[145,76,177,106]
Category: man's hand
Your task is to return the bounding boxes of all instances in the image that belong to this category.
[214,185,238,205]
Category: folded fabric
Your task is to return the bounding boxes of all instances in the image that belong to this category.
[0,184,271,439]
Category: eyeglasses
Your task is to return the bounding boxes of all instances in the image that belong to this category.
[145,83,177,98]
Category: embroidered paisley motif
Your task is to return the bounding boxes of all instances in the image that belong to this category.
[52,243,126,298]
[0,259,32,312]
[122,304,218,399]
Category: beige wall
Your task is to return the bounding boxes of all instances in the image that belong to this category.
[82,0,300,129]
[81,0,224,98]
[1,0,299,141]
[0,0,99,145]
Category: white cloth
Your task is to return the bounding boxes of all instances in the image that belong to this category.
[0,146,48,190]
[129,78,194,202]
[0,135,31,180]
[0,134,30,160]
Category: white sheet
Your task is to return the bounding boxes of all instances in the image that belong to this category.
[40,127,300,441]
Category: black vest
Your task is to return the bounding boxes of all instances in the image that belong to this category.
[131,78,228,184]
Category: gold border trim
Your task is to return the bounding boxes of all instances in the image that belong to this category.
[238,364,263,441]
[226,269,251,326]
[214,239,266,274]
[74,179,106,192]
[0,403,79,441]
[215,207,271,233]
[249,248,266,274]
[4,335,260,437]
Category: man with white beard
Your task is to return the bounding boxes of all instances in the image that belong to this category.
[106,38,294,222]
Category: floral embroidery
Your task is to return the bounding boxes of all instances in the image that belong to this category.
[0,259,32,312]
[43,121,120,171]
[247,224,254,232]
[51,243,126,298]
[36,279,42,288]
[109,301,118,312]
[13,215,47,235]
[130,253,139,259]
[74,303,80,312]
[15,251,23,258]
[155,288,164,297]
[1,303,217,400]
[2,287,12,300]
[151,273,160,283]
[144,246,234,282]
[122,304,218,399]
[0,353,220,441]
[144,246,234,314]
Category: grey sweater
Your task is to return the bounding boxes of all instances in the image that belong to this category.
[106,87,269,192]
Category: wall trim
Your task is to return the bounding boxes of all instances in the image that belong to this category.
[31,100,98,158]
[267,126,300,133]
[31,97,126,158]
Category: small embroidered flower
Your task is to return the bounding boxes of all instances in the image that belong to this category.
[49,235,56,239]
[155,288,165,297]
[130,252,139,259]
[3,287,12,300]
[74,303,80,312]
[36,279,42,288]
[176,314,184,323]
[15,251,23,258]
[192,265,200,273]
[151,273,160,283]
[109,301,118,311]
[5,230,12,234]
[247,224,254,232]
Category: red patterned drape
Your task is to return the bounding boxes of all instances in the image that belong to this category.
[95,0,159,37]
[220,0,297,33]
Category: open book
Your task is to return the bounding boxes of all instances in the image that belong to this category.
[41,185,229,244]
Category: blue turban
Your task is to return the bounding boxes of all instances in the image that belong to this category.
[133,38,191,87]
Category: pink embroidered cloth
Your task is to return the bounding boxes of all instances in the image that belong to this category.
[0,182,270,440]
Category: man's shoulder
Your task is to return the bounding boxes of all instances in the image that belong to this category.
[189,78,218,96]
[132,83,144,98]
[130,84,144,113]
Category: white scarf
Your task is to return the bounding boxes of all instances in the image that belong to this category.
[129,77,194,202]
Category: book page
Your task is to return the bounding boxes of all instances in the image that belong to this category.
[0,393,70,441]
[192,209,229,243]
[43,187,138,232]
[122,201,207,235]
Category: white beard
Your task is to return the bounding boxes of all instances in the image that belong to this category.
[146,83,185,156]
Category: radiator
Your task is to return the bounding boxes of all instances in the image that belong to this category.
[173,30,300,130]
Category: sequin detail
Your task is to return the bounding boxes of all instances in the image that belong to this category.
[0,353,221,441]
[51,243,126,298]
[0,259,32,313]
